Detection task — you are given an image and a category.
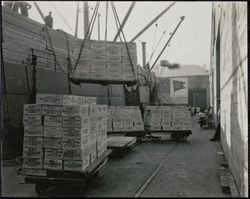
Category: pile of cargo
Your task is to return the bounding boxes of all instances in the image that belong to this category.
[22,93,107,171]
[145,105,191,131]
[72,40,137,81]
[107,106,144,132]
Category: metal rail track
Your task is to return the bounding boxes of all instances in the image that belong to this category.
[132,143,177,197]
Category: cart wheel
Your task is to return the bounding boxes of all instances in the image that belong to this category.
[171,134,180,141]
[35,183,48,196]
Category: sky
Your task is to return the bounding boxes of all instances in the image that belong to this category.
[13,1,212,73]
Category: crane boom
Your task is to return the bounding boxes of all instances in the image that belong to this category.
[150,16,185,71]
[33,1,45,21]
[113,2,136,41]
[130,2,176,42]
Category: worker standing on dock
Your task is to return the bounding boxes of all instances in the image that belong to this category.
[44,11,53,28]
[20,1,32,17]
[12,1,21,13]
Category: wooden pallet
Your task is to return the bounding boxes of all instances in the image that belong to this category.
[107,135,137,149]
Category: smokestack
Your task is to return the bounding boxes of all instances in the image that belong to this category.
[142,42,147,68]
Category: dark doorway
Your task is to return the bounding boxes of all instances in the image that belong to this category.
[215,24,221,119]
[188,89,207,111]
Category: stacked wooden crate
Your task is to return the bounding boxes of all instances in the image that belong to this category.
[170,106,191,130]
[71,40,137,81]
[22,93,107,171]
[72,40,91,78]
[145,106,162,130]
[121,43,137,80]
[90,41,107,80]
[107,106,144,132]
[145,105,191,131]
[106,42,122,80]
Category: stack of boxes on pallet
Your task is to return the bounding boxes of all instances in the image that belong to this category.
[72,40,137,81]
[22,93,107,171]
[145,106,161,131]
[145,105,191,131]
[107,106,144,132]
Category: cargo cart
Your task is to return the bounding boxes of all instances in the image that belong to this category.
[17,149,112,196]
[107,135,138,157]
[144,129,192,142]
[107,130,145,138]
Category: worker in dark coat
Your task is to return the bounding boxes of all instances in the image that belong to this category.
[44,11,53,28]
[12,1,21,13]
[20,1,32,17]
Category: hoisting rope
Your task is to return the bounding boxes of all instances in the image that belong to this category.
[1,33,9,118]
[111,2,136,80]
[73,1,100,71]
[51,2,74,34]
[88,2,101,40]
[25,64,31,94]
[43,26,66,72]
[150,22,158,61]
[112,4,122,42]
[148,29,167,65]
[62,31,72,94]
[105,1,108,41]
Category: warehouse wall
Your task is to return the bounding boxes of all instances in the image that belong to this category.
[187,75,210,108]
[158,75,209,107]
[210,2,248,197]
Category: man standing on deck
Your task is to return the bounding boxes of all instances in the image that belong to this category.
[44,11,53,28]
[20,1,32,17]
[12,1,21,13]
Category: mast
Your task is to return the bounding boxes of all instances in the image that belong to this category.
[84,1,89,38]
[75,2,79,37]
[142,42,147,69]
[98,13,100,40]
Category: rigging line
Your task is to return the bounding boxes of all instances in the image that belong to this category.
[105,1,108,41]
[88,2,100,39]
[73,1,100,71]
[43,27,65,72]
[150,22,158,58]
[111,2,136,79]
[51,2,74,34]
[111,3,122,42]
[25,64,31,94]
[150,16,185,71]
[148,29,166,65]
[1,41,9,117]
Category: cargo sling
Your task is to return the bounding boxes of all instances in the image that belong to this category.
[43,27,66,72]
[73,2,100,72]
[111,2,136,81]
[62,31,72,94]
